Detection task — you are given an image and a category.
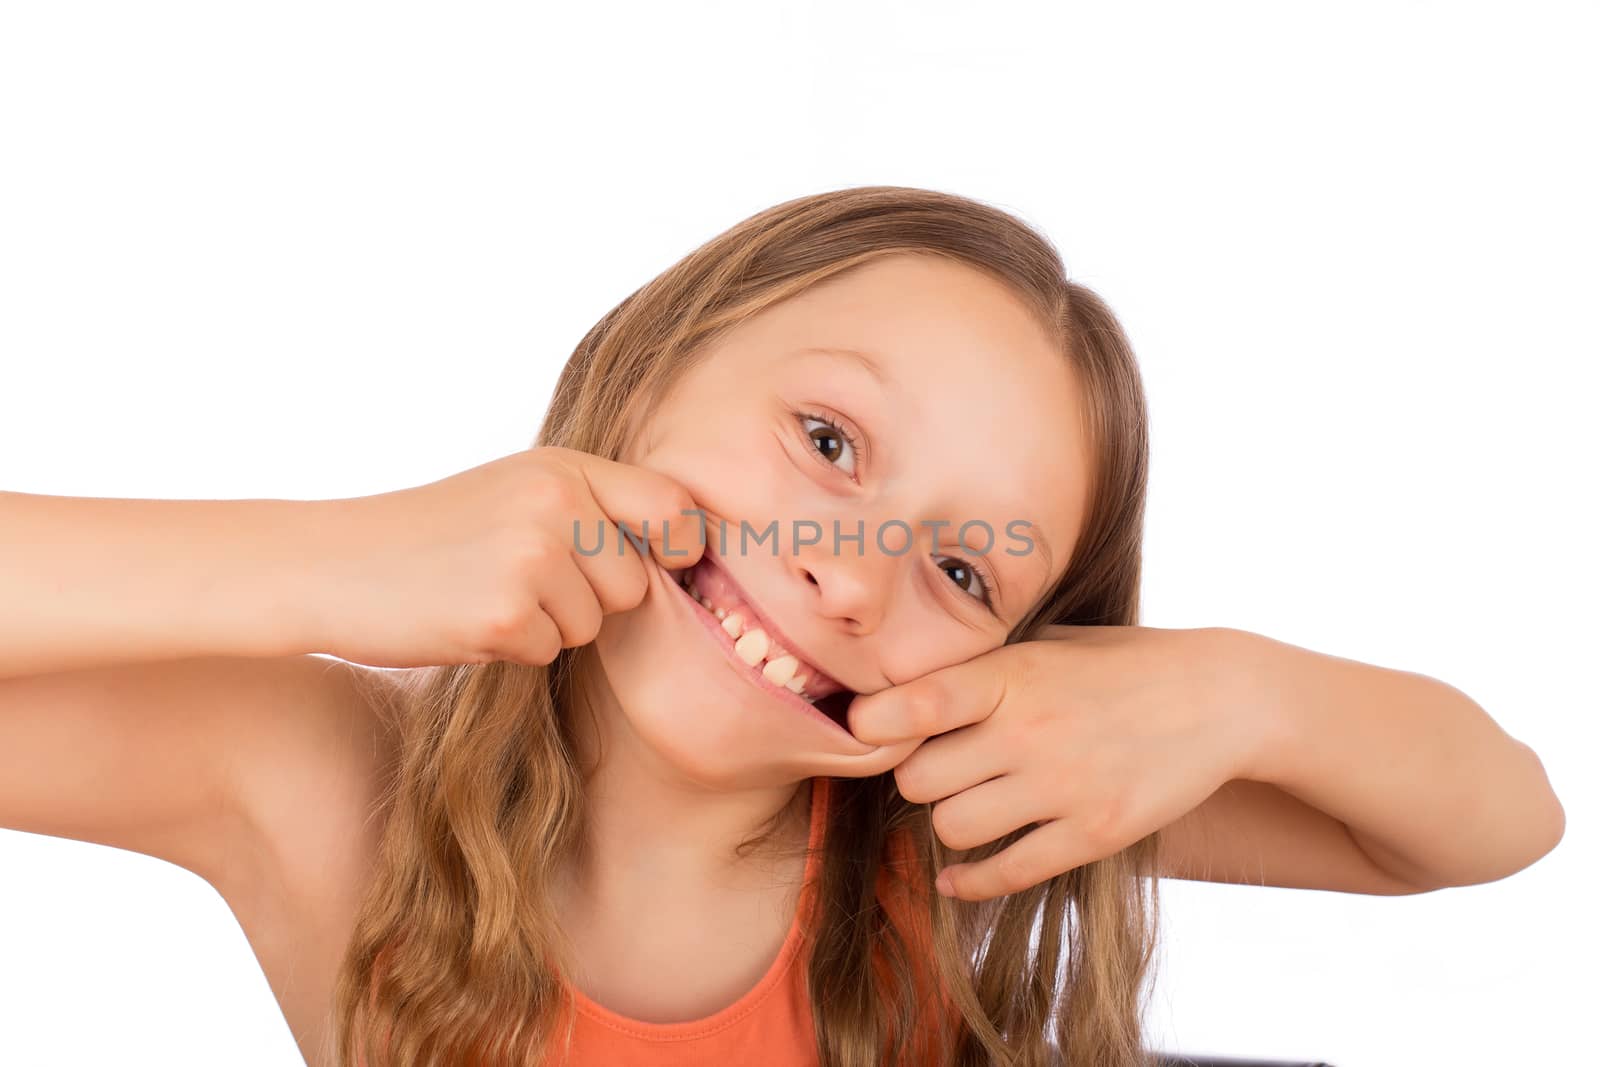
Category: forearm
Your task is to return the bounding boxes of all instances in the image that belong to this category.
[0,490,344,679]
[1226,627,1566,890]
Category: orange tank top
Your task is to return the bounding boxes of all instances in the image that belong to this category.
[358,776,953,1066]
[549,775,954,1066]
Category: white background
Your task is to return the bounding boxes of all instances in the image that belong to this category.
[1,2,1594,1065]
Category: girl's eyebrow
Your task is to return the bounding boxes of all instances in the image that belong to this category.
[790,345,890,386]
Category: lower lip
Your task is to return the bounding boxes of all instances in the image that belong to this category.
[660,562,857,738]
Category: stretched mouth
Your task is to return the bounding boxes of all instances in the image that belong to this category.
[671,554,857,728]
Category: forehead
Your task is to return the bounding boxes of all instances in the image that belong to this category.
[702,253,1093,602]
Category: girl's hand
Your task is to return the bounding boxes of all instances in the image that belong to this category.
[845,625,1263,901]
[312,447,703,669]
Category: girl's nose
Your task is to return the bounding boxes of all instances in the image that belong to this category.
[789,540,890,634]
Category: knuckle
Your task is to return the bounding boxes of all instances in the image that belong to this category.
[519,533,565,570]
[571,604,605,646]
[526,471,583,515]
[629,555,652,593]
[481,611,526,648]
[615,559,650,608]
[516,624,561,665]
[903,686,944,734]
[994,848,1030,892]
[481,596,534,642]
[594,574,646,616]
[658,480,697,518]
[929,802,968,851]
[593,585,635,617]
[1081,795,1125,851]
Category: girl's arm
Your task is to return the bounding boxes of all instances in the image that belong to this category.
[0,490,371,893]
[1148,626,1566,893]
[0,490,333,679]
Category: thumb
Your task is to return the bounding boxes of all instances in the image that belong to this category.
[822,736,924,779]
[566,451,707,571]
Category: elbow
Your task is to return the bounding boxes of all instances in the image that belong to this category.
[1471,740,1568,886]
[1533,791,1566,863]
[1482,801,1566,890]
[1521,744,1568,869]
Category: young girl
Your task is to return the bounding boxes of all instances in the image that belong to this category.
[0,186,1564,1067]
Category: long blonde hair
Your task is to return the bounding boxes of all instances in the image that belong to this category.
[332,185,1159,1066]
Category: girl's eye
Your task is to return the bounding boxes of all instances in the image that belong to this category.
[936,555,996,608]
[798,412,862,477]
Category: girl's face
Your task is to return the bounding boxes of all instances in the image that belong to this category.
[589,252,1092,789]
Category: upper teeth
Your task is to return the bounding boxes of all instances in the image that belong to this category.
[682,572,816,698]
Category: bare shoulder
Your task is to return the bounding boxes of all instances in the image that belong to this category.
[215,658,423,1061]
[216,655,423,910]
